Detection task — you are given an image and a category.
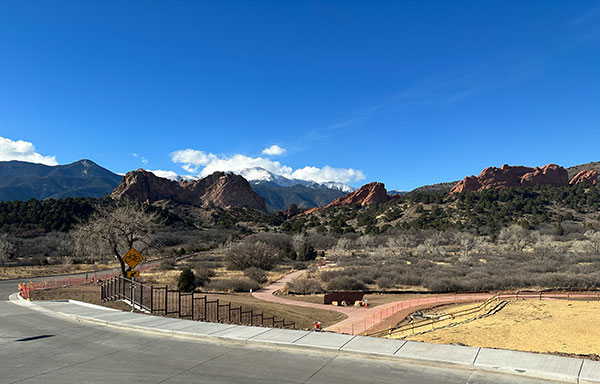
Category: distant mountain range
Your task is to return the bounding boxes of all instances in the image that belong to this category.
[238,167,351,211]
[0,160,123,201]
[0,161,351,211]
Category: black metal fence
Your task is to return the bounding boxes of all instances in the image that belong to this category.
[100,276,295,329]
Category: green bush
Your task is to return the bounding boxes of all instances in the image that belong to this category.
[296,242,317,261]
[177,267,197,292]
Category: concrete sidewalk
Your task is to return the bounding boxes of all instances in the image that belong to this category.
[10,294,600,384]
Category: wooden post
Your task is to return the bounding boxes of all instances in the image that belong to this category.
[204,296,207,321]
[250,309,253,326]
[228,303,231,323]
[150,286,154,314]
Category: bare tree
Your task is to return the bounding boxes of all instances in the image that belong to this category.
[73,201,162,276]
[571,231,600,255]
[455,232,476,258]
[499,224,535,252]
[0,234,15,268]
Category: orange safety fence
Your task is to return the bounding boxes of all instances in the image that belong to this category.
[330,290,600,336]
[17,263,155,301]
[331,293,494,335]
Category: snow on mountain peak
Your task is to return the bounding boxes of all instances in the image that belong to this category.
[238,167,354,192]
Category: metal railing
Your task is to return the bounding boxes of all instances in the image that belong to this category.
[367,294,500,338]
[101,276,295,329]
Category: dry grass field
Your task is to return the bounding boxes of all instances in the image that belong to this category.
[405,299,600,357]
[0,262,118,280]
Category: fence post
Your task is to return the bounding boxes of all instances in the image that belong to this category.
[150,286,154,314]
[204,295,208,321]
[228,303,231,323]
[216,299,220,322]
[191,292,195,320]
[178,291,182,318]
[140,283,144,309]
[250,309,253,326]
[165,285,168,315]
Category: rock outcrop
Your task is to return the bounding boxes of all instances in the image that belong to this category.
[111,169,267,211]
[303,182,391,214]
[326,182,391,207]
[569,170,599,186]
[450,164,569,194]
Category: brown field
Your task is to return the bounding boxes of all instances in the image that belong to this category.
[405,299,600,357]
[0,263,119,281]
[29,284,346,330]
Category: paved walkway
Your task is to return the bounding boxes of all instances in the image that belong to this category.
[252,269,495,333]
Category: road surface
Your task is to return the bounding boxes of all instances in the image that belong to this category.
[0,276,552,383]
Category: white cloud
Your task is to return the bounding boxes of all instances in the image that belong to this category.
[141,157,149,165]
[0,136,57,166]
[170,148,365,184]
[261,145,286,156]
[291,166,366,184]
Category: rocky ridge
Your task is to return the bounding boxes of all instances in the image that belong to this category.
[569,170,598,186]
[450,164,594,194]
[304,182,391,214]
[111,169,267,211]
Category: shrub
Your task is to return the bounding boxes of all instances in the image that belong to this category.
[208,278,260,292]
[285,277,324,294]
[194,267,216,287]
[243,267,267,284]
[326,276,365,291]
[224,241,280,270]
[177,268,196,292]
[296,242,317,261]
[376,276,394,290]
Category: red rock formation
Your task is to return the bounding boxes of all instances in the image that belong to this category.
[450,164,570,194]
[569,170,599,186]
[520,164,568,187]
[449,176,481,194]
[111,169,267,211]
[279,203,301,218]
[303,182,391,215]
[326,182,390,207]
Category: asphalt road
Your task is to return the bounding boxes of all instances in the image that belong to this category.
[1,275,555,384]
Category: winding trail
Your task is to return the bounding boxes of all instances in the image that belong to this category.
[252,269,495,334]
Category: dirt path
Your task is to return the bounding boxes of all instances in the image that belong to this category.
[251,269,497,333]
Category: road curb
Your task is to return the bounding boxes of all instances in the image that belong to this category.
[12,295,600,383]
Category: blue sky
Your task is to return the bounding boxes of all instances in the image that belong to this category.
[1,1,599,190]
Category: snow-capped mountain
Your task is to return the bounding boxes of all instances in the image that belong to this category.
[238,167,355,192]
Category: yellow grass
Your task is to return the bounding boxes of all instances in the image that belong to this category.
[406,300,600,356]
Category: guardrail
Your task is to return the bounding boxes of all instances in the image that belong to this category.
[101,276,296,329]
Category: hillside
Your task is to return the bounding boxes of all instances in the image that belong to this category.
[252,184,346,211]
[0,160,122,201]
